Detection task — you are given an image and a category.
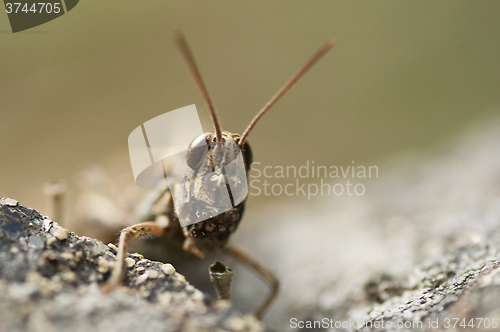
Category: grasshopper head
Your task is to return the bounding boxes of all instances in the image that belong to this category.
[186,131,252,172]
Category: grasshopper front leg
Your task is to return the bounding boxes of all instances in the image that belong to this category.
[101,222,166,293]
[224,245,280,319]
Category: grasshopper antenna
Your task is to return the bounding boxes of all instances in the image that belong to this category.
[174,30,223,142]
[239,38,335,146]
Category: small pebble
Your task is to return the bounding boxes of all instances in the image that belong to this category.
[226,317,248,330]
[213,299,231,310]
[125,257,136,268]
[74,251,83,261]
[43,219,53,232]
[191,290,204,301]
[28,235,45,249]
[61,271,77,284]
[47,237,57,246]
[54,228,68,241]
[158,292,173,305]
[172,274,186,287]
[107,243,118,251]
[60,252,74,261]
[160,263,176,275]
[2,198,18,206]
[136,273,148,285]
[136,267,145,274]
[129,253,144,259]
[137,259,149,266]
[97,257,110,273]
[147,270,159,279]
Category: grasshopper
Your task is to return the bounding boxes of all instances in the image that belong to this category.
[101,31,334,318]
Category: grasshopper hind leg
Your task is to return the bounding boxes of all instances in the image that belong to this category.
[224,245,280,319]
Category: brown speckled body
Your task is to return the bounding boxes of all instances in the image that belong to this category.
[182,202,245,254]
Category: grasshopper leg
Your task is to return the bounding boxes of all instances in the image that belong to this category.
[224,245,279,319]
[101,222,166,293]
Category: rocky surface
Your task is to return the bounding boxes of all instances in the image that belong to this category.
[230,118,500,331]
[2,118,500,332]
[0,197,262,332]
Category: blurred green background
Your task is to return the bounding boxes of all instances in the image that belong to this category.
[0,1,499,215]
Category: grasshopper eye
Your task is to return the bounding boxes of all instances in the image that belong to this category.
[241,141,253,171]
[186,133,211,169]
